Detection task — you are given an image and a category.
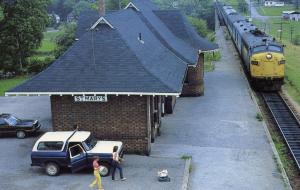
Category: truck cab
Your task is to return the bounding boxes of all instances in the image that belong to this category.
[31,130,123,176]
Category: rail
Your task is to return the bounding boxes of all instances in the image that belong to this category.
[262,92,300,169]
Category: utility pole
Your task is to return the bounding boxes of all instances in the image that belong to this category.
[249,0,252,19]
[290,24,294,42]
[274,18,288,43]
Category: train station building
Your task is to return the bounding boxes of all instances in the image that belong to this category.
[6,0,217,154]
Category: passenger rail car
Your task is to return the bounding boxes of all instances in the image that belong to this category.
[215,2,285,91]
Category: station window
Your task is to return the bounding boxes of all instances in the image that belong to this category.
[37,141,64,151]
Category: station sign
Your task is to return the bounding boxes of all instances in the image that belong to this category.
[74,95,107,102]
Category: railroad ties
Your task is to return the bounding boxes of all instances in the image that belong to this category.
[262,92,300,169]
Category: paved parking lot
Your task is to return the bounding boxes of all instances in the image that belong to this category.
[0,96,185,190]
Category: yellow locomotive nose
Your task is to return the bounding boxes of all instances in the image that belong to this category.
[250,52,285,79]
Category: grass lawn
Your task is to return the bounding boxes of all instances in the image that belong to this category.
[257,5,297,16]
[37,30,58,53]
[0,76,29,96]
[30,30,59,61]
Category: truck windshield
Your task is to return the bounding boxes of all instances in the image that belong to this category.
[83,135,97,151]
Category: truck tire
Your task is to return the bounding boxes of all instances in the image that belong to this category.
[16,131,26,139]
[45,162,60,176]
[99,162,110,177]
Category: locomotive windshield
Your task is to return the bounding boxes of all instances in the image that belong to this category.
[253,45,282,53]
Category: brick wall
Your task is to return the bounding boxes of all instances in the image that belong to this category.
[51,95,151,155]
[181,53,204,96]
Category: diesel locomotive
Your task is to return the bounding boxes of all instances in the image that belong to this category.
[216,2,285,91]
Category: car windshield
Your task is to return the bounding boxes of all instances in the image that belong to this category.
[83,135,97,151]
[4,116,19,126]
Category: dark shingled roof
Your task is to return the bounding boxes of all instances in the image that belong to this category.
[153,10,218,51]
[8,10,186,94]
[131,0,198,64]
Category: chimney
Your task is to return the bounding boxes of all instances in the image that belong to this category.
[99,0,105,16]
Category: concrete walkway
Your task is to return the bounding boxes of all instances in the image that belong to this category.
[151,20,287,189]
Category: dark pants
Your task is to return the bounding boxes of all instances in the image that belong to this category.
[111,161,123,180]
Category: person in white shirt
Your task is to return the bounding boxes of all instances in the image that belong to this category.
[111,146,126,181]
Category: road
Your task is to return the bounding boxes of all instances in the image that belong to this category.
[246,0,281,20]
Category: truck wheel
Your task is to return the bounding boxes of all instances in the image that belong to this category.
[16,131,26,139]
[45,162,60,176]
[99,163,110,177]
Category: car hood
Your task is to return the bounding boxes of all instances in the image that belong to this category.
[88,141,123,154]
[15,120,36,127]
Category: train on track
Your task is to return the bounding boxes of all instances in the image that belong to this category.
[215,2,285,91]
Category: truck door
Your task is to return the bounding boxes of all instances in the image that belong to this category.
[69,144,87,173]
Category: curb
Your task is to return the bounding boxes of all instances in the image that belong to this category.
[182,158,191,190]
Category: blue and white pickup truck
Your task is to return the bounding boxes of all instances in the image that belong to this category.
[31,130,123,176]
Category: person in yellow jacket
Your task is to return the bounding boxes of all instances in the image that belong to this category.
[89,156,104,190]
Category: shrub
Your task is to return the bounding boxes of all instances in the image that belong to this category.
[292,35,300,45]
[27,57,55,74]
[187,16,209,37]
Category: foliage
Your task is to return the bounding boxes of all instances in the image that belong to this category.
[256,113,263,121]
[0,5,3,21]
[105,0,130,10]
[295,0,300,10]
[181,155,192,160]
[48,0,95,21]
[204,51,221,72]
[237,0,248,14]
[292,34,300,45]
[187,16,208,37]
[0,76,29,96]
[0,0,50,73]
[155,0,215,30]
[27,57,55,74]
[72,1,92,17]
[54,23,77,57]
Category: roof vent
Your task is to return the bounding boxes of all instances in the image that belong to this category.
[124,2,140,11]
[90,17,114,30]
[138,33,144,44]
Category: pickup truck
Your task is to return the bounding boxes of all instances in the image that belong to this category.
[31,130,123,176]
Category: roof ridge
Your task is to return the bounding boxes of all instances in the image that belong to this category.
[136,11,193,64]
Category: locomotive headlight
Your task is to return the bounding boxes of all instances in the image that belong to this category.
[266,53,272,60]
[278,60,285,64]
[251,60,259,65]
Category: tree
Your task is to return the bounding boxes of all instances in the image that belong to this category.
[0,0,50,72]
[106,0,130,10]
[295,0,300,10]
[54,23,77,57]
[72,1,93,17]
[187,16,209,37]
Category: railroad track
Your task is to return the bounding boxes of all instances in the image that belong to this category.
[262,92,300,169]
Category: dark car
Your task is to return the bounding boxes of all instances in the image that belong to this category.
[0,114,41,138]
